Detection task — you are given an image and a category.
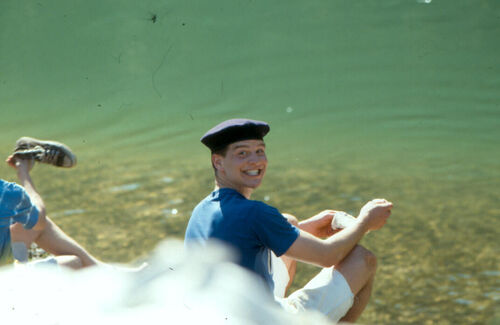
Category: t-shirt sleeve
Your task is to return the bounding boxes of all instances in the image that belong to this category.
[250,202,300,257]
[1,182,39,229]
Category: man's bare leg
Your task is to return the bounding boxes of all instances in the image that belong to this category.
[280,255,297,295]
[281,212,378,321]
[33,217,99,267]
[335,245,377,323]
[10,217,99,268]
[340,273,374,322]
[51,255,84,269]
[281,213,300,294]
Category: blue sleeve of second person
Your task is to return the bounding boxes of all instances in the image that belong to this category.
[0,182,39,229]
[250,202,300,257]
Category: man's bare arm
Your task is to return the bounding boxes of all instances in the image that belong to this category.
[285,199,392,267]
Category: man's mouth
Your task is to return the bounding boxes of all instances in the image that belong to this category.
[243,169,260,176]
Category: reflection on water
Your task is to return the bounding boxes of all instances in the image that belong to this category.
[1,0,499,323]
[109,183,141,193]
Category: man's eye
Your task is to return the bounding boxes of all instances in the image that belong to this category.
[238,151,247,157]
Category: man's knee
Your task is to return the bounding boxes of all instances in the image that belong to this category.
[56,255,83,270]
[352,245,377,274]
[282,213,299,227]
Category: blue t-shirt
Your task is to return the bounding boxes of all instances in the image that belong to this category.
[0,180,39,264]
[185,188,300,291]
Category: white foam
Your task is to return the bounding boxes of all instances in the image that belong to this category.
[1,240,330,325]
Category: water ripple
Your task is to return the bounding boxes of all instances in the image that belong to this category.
[109,183,140,192]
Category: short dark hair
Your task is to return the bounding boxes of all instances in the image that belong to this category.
[211,145,229,157]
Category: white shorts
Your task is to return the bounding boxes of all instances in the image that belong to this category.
[272,255,354,323]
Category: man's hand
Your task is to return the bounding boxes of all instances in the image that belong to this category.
[285,200,393,268]
[6,154,34,173]
[297,210,340,238]
[357,199,393,231]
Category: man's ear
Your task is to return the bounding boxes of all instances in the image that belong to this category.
[212,154,224,172]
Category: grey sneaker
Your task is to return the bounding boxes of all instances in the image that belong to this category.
[13,137,77,168]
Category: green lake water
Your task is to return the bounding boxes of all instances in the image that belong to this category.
[1,0,499,323]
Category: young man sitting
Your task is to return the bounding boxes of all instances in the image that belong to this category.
[185,119,393,323]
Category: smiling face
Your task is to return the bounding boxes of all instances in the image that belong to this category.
[212,139,268,198]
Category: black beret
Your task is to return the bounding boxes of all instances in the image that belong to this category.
[201,118,270,152]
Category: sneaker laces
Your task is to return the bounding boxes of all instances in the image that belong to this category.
[13,145,62,165]
[37,146,63,165]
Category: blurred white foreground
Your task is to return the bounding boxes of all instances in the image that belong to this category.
[1,240,329,325]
